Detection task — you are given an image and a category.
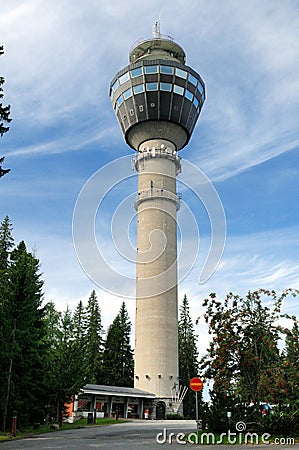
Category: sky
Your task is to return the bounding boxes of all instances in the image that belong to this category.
[1,0,299,362]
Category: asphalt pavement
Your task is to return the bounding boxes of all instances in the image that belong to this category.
[1,420,298,449]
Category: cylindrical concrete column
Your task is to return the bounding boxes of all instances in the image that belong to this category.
[134,140,180,397]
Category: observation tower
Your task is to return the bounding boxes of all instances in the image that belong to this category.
[110,22,205,418]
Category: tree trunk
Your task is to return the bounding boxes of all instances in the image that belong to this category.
[2,320,16,431]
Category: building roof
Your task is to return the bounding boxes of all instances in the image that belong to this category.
[81,384,156,399]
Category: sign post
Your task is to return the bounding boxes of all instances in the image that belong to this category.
[190,377,203,437]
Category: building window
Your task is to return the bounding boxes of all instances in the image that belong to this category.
[150,102,156,107]
[188,74,198,86]
[139,105,144,112]
[123,88,133,100]
[197,82,204,95]
[130,67,143,78]
[175,68,188,79]
[146,82,158,91]
[185,89,193,101]
[193,97,199,109]
[160,82,172,92]
[116,95,124,107]
[160,65,174,75]
[133,84,145,94]
[129,109,134,116]
[111,79,119,93]
[145,65,158,74]
[119,72,130,84]
[173,84,184,96]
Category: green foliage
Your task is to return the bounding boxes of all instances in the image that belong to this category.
[1,46,12,178]
[84,290,104,383]
[200,289,299,432]
[0,232,47,430]
[166,413,184,419]
[0,46,11,136]
[178,294,200,419]
[102,302,134,387]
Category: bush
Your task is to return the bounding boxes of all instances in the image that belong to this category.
[166,413,184,420]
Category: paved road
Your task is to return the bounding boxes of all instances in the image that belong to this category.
[1,420,298,449]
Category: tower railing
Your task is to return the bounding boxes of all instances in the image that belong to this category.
[134,187,181,211]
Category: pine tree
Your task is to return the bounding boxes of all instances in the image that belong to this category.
[178,294,199,419]
[1,241,47,429]
[102,302,134,387]
[84,291,103,384]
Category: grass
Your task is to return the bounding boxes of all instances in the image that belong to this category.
[0,417,126,442]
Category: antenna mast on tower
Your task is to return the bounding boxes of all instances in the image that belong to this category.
[152,20,161,38]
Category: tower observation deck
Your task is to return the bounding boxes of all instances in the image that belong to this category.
[110,24,205,418]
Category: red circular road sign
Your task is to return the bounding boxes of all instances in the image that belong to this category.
[190,377,203,391]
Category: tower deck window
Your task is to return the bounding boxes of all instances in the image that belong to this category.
[160,65,174,75]
[111,79,120,94]
[175,68,188,79]
[123,88,133,100]
[130,67,143,78]
[173,84,184,96]
[116,95,124,108]
[188,73,198,86]
[185,89,193,101]
[119,72,130,84]
[133,84,145,94]
[145,65,158,74]
[146,82,158,91]
[160,82,172,92]
[193,97,199,109]
[197,82,204,95]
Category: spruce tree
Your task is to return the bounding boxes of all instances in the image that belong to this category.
[84,291,103,384]
[0,216,14,429]
[1,46,12,178]
[1,240,47,429]
[178,294,199,419]
[102,302,134,387]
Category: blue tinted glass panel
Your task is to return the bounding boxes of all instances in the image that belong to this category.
[173,84,184,95]
[160,82,172,92]
[193,97,199,109]
[111,79,119,93]
[116,95,124,107]
[188,74,198,86]
[160,65,174,75]
[197,82,204,95]
[185,90,193,101]
[123,88,133,100]
[175,68,188,79]
[133,84,145,94]
[119,72,130,84]
[130,67,143,78]
[145,65,158,74]
[146,82,158,91]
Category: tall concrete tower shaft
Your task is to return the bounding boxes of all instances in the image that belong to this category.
[110,25,205,410]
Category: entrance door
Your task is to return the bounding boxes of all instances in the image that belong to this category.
[156,402,166,419]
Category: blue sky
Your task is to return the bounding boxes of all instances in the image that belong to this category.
[1,0,299,358]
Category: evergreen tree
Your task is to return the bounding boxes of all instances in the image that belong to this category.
[0,46,12,178]
[84,291,103,384]
[1,241,47,429]
[102,302,134,387]
[0,216,14,429]
[178,294,199,419]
